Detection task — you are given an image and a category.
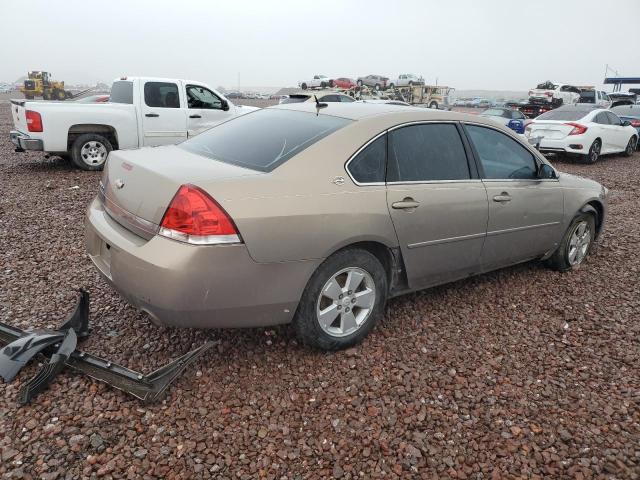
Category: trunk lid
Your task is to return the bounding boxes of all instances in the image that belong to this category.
[101,145,262,236]
[528,121,576,139]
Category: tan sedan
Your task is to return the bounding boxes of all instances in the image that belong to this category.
[86,103,607,350]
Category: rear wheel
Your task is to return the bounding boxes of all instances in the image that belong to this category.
[357,80,363,87]
[583,139,601,164]
[320,81,327,88]
[374,83,381,91]
[301,83,307,90]
[623,136,637,156]
[389,83,395,89]
[429,101,438,109]
[71,133,112,171]
[547,213,595,272]
[293,249,387,351]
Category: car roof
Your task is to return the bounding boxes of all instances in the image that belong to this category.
[553,104,600,112]
[269,101,501,125]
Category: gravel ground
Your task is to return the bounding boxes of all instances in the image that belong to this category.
[0,101,639,480]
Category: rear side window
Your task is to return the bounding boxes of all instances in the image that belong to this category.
[144,82,180,108]
[606,112,622,126]
[348,135,386,184]
[594,113,609,125]
[387,123,470,182]
[340,95,355,103]
[110,81,133,104]
[180,109,351,172]
[280,95,309,104]
[466,125,537,180]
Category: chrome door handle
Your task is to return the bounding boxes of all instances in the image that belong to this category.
[392,198,420,210]
[145,113,159,117]
[493,193,512,203]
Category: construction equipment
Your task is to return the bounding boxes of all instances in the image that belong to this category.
[20,71,72,100]
[0,289,215,404]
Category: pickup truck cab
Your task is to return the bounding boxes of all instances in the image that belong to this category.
[10,77,257,170]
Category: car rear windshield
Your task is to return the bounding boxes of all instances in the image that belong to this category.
[536,109,589,121]
[580,91,595,103]
[109,81,133,104]
[280,95,310,104]
[179,109,352,172]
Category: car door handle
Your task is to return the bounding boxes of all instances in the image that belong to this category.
[391,198,420,210]
[493,193,512,203]
[189,114,201,119]
[145,113,159,118]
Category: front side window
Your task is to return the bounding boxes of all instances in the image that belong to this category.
[186,85,222,109]
[348,135,386,184]
[144,82,180,108]
[466,125,537,180]
[179,109,351,172]
[387,123,470,182]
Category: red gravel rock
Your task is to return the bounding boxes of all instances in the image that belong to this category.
[0,101,639,478]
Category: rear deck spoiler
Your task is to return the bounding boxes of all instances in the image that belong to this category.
[10,99,26,107]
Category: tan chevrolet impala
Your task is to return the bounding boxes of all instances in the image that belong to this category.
[85,102,607,350]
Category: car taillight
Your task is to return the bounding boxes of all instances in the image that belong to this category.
[25,110,42,132]
[630,119,640,127]
[566,123,588,135]
[545,92,554,97]
[159,184,241,245]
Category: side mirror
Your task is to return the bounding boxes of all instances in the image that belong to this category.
[538,163,557,179]
[221,99,230,111]
[621,120,631,127]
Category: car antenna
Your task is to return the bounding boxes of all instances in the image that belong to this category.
[314,95,328,115]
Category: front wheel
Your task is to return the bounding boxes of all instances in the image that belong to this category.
[623,136,637,156]
[357,80,363,87]
[374,83,381,91]
[71,133,112,171]
[547,213,595,272]
[429,101,438,109]
[293,249,388,351]
[301,83,307,90]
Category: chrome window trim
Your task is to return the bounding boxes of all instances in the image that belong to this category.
[408,231,486,249]
[387,179,483,185]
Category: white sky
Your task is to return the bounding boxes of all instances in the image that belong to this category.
[1,0,638,90]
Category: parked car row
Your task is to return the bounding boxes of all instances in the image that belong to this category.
[298,73,425,91]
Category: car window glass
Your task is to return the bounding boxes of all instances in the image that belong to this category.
[186,85,222,110]
[594,113,609,125]
[512,110,524,119]
[144,82,180,108]
[110,81,133,104]
[466,125,537,180]
[339,95,355,103]
[606,112,622,126]
[387,124,470,182]
[348,135,386,184]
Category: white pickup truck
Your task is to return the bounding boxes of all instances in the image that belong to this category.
[527,81,581,107]
[10,77,258,170]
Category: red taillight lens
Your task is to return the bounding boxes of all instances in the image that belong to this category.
[159,184,240,244]
[630,119,640,127]
[25,110,42,132]
[566,123,588,135]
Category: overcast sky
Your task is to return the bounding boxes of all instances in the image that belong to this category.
[1,0,638,91]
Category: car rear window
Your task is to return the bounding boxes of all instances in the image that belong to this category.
[109,81,133,104]
[536,109,590,121]
[179,109,352,172]
[280,95,310,104]
[483,108,509,118]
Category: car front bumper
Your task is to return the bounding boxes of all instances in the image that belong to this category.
[85,196,321,329]
[10,130,44,152]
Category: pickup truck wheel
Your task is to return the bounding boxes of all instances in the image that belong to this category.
[301,83,307,90]
[552,98,564,107]
[357,80,363,87]
[429,101,438,109]
[71,134,112,171]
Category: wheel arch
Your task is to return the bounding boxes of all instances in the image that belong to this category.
[580,200,604,238]
[67,124,119,150]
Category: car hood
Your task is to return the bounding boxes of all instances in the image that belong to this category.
[558,171,603,193]
[233,104,259,114]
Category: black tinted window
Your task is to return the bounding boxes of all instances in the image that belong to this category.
[110,81,133,104]
[340,95,355,103]
[606,112,621,126]
[280,96,309,104]
[348,135,386,184]
[536,109,590,121]
[387,124,470,182]
[594,113,609,125]
[466,125,537,180]
[186,85,222,109]
[319,95,341,102]
[180,109,351,172]
[144,82,180,108]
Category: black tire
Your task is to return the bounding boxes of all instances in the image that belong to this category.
[328,80,334,88]
[320,81,327,88]
[552,98,564,107]
[583,139,601,164]
[389,83,395,89]
[623,136,637,157]
[301,83,307,90]
[70,133,112,171]
[357,80,363,87]
[546,213,596,272]
[55,89,66,101]
[408,81,413,86]
[429,101,438,109]
[374,83,381,91]
[293,249,388,351]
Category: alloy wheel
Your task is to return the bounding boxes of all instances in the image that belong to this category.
[589,141,600,163]
[316,267,376,338]
[80,141,108,167]
[626,137,636,155]
[567,220,591,266]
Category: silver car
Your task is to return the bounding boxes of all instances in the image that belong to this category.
[86,103,607,350]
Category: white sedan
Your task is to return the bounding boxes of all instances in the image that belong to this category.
[525,105,638,163]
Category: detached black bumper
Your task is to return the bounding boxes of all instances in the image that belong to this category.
[10,130,44,152]
[0,289,214,404]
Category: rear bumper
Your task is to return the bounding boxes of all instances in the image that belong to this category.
[85,196,320,329]
[535,137,586,155]
[10,130,43,152]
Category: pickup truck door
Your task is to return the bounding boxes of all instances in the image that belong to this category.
[140,80,187,146]
[185,85,235,137]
